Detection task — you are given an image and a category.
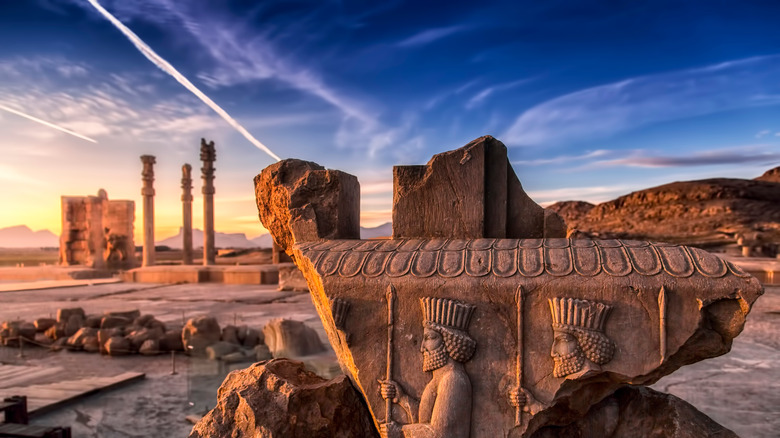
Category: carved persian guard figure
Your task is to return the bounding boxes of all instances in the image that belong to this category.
[549,297,615,379]
[380,297,477,438]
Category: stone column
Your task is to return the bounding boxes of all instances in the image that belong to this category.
[140,155,156,267]
[181,164,194,265]
[200,139,216,266]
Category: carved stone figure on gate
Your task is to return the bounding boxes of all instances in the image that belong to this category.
[548,297,615,379]
[380,297,476,438]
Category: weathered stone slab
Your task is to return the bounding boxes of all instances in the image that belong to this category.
[392,136,566,240]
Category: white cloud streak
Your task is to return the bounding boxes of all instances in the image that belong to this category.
[504,55,780,146]
[397,25,467,47]
[0,103,97,143]
[85,0,281,161]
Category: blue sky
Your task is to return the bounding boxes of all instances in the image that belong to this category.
[2,0,780,239]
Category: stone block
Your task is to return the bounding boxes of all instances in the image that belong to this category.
[34,318,56,332]
[56,307,85,323]
[263,318,325,358]
[206,341,240,360]
[189,359,378,438]
[105,336,131,356]
[391,136,567,240]
[183,316,221,357]
[254,159,360,252]
[277,263,308,292]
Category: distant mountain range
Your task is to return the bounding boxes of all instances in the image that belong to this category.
[0,221,395,249]
[548,166,780,244]
[0,225,58,248]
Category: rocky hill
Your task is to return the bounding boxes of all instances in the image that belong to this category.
[548,167,780,245]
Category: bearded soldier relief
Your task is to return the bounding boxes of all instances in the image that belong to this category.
[548,297,615,379]
[380,297,477,438]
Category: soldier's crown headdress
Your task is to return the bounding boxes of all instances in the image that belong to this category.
[549,297,611,332]
[421,297,475,331]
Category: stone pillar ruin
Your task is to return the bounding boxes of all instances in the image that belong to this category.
[181,164,194,265]
[200,139,216,266]
[140,155,156,267]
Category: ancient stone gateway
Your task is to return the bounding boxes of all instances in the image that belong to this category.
[254,136,762,437]
[60,189,135,270]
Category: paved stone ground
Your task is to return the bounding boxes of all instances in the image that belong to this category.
[0,282,777,437]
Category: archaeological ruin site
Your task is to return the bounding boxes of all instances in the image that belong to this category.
[1,136,778,438]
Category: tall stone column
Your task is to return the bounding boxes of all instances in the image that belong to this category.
[140,155,156,267]
[181,164,194,265]
[200,139,216,266]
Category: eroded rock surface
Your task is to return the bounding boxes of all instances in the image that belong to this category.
[529,386,737,438]
[189,359,378,438]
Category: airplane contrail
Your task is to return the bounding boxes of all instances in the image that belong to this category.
[85,0,282,162]
[0,103,98,143]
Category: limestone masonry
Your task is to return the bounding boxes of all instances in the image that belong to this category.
[254,136,763,437]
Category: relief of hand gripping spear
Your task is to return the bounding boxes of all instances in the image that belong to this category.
[379,284,477,438]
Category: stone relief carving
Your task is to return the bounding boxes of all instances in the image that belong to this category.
[379,297,476,438]
[549,298,615,379]
[302,238,746,280]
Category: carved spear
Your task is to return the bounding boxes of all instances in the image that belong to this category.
[385,284,396,425]
[658,286,667,364]
[515,285,524,426]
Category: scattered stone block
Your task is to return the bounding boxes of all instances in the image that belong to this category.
[105,336,131,356]
[206,341,240,360]
[84,315,102,329]
[182,316,221,357]
[126,327,164,351]
[64,314,83,337]
[263,319,325,358]
[221,351,252,364]
[159,331,184,352]
[277,263,308,291]
[101,316,131,329]
[67,327,97,348]
[139,339,161,355]
[105,310,141,321]
[255,344,272,362]
[240,327,262,349]
[221,325,240,345]
[45,323,66,341]
[56,307,85,324]
[133,314,166,332]
[82,336,100,353]
[189,359,378,438]
[34,318,56,332]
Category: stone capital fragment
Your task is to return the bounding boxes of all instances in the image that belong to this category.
[254,137,764,437]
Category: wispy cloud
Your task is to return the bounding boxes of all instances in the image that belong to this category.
[397,25,468,47]
[85,0,282,161]
[512,149,612,166]
[756,129,771,138]
[593,146,780,168]
[504,55,780,146]
[0,103,97,143]
[466,77,536,109]
[0,57,225,146]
